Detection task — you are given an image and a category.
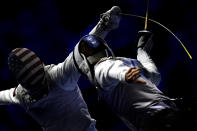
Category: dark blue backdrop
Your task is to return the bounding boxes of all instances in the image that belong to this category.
[0,0,197,130]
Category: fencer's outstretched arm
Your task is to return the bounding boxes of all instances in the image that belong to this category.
[89,6,121,39]
[47,5,122,90]
[47,52,81,91]
[137,30,161,86]
[0,88,20,105]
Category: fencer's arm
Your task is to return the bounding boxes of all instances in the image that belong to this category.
[89,6,121,39]
[89,22,109,39]
[95,60,128,90]
[0,88,20,105]
[48,52,80,91]
[137,48,161,86]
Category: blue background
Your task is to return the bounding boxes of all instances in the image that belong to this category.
[0,0,197,130]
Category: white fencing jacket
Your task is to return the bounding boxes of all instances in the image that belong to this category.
[0,52,96,131]
[94,49,171,130]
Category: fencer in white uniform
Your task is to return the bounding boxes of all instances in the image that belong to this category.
[73,6,179,131]
[0,48,97,131]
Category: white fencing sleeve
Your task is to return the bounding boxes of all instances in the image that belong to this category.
[95,60,129,90]
[137,48,161,86]
[0,88,20,105]
[48,52,81,91]
[89,22,109,39]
